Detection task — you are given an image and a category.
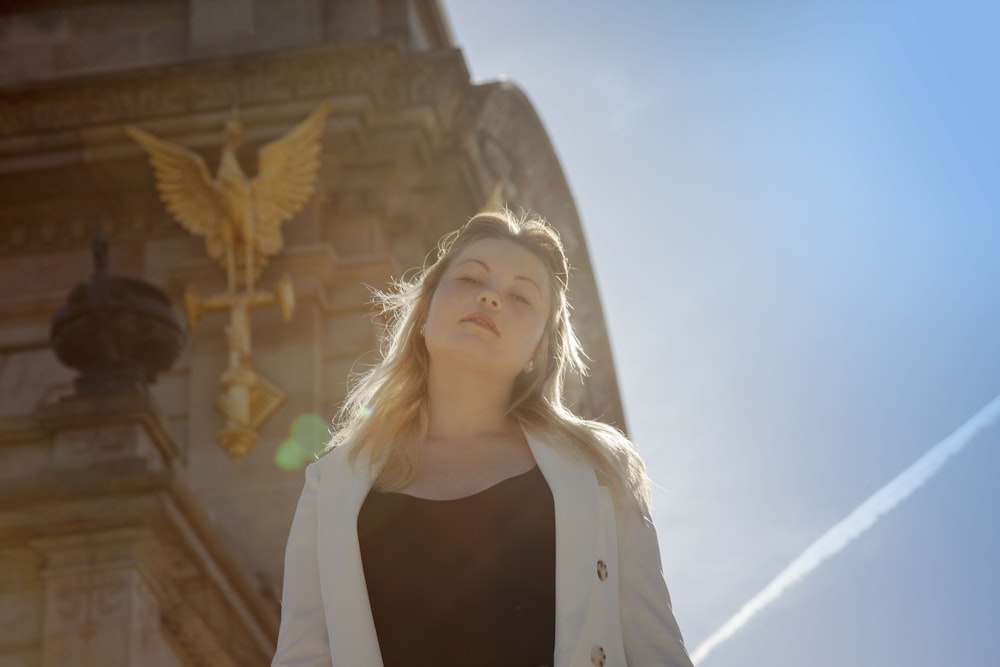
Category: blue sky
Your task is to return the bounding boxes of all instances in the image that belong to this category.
[445,0,1000,663]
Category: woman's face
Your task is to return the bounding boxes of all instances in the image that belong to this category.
[424,238,553,382]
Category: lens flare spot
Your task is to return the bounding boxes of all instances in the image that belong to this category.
[359,406,374,420]
[273,413,331,470]
[274,437,307,471]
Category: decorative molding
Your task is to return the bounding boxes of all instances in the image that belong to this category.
[0,200,180,259]
[51,424,162,471]
[0,42,469,137]
[0,46,465,261]
[36,390,183,466]
[33,539,266,665]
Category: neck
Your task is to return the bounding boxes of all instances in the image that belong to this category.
[425,362,517,443]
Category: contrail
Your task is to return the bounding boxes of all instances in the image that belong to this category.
[690,391,1000,665]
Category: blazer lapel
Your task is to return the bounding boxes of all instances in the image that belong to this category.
[315,445,384,667]
[314,433,599,667]
[527,431,600,667]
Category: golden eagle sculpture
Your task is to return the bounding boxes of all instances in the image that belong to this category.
[127,102,332,293]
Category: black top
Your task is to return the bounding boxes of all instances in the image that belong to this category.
[358,465,556,667]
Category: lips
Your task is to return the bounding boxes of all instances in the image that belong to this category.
[461,312,499,335]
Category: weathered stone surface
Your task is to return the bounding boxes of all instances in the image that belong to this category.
[2,418,277,664]
[139,25,189,64]
[0,547,43,666]
[65,2,187,37]
[324,0,378,41]
[0,239,147,296]
[52,33,142,76]
[51,423,162,470]
[0,555,42,667]
[254,0,323,51]
[0,42,54,84]
[40,567,137,666]
[0,350,73,418]
[324,311,377,359]
[0,1,188,86]
[189,0,255,54]
[1,11,69,45]
[0,440,49,485]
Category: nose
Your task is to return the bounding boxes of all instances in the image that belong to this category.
[477,289,502,310]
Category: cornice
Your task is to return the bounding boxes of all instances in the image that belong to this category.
[0,41,470,137]
[35,390,184,464]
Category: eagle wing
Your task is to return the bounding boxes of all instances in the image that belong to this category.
[251,102,332,257]
[126,126,227,260]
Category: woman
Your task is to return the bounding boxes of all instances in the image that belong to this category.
[272,211,693,667]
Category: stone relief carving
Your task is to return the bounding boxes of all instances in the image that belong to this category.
[48,569,130,638]
[133,581,161,656]
[158,582,241,667]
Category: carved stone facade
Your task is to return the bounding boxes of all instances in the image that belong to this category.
[0,1,625,665]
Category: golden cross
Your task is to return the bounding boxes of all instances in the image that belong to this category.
[184,278,295,461]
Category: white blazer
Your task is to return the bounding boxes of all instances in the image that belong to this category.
[272,430,693,667]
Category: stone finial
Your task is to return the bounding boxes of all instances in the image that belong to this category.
[50,233,187,395]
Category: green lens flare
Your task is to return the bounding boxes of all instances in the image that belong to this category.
[274,437,307,470]
[274,413,331,470]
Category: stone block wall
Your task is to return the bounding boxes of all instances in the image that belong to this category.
[0,0,450,87]
[0,1,189,85]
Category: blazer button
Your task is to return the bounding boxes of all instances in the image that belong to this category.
[596,559,608,581]
[591,644,607,666]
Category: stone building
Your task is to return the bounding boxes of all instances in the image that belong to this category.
[0,1,625,665]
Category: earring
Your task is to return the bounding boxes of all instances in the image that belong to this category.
[419,323,426,336]
[524,360,535,374]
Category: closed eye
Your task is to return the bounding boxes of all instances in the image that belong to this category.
[512,294,532,305]
[459,276,481,285]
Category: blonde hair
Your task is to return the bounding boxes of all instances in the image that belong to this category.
[328,210,651,512]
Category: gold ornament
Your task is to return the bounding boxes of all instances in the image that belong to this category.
[128,103,331,461]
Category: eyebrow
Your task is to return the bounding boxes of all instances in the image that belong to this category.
[455,258,542,293]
